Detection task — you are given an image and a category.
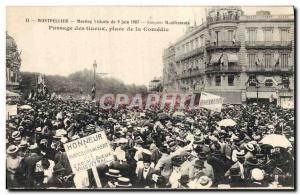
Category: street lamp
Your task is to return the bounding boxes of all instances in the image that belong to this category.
[92,60,97,100]
[255,83,259,104]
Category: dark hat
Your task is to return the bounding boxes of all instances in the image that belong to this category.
[134,136,144,144]
[194,160,205,169]
[159,145,169,154]
[53,163,65,173]
[229,168,241,177]
[143,154,151,163]
[180,175,190,184]
[198,152,207,160]
[171,155,184,167]
[245,158,259,166]
[212,150,222,156]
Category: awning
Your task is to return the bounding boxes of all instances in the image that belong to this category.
[210,53,222,64]
[205,91,242,104]
[227,53,238,63]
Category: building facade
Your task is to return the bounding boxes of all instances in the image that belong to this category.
[162,7,294,105]
[6,32,22,92]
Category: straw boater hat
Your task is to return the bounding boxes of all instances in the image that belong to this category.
[196,176,213,188]
[11,131,20,139]
[18,140,28,148]
[35,127,42,133]
[251,168,264,181]
[53,129,67,139]
[7,145,18,154]
[245,143,255,152]
[114,177,132,187]
[105,169,121,178]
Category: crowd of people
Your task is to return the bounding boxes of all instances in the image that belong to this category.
[6,94,294,189]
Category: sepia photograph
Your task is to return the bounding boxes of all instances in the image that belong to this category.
[5,6,295,190]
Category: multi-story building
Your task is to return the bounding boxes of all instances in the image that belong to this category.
[162,6,294,105]
[6,32,21,92]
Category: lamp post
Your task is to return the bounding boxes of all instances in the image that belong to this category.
[92,60,97,100]
[91,60,109,100]
[255,83,259,104]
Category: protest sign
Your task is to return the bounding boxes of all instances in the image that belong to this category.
[281,100,294,109]
[199,92,224,112]
[6,104,17,120]
[64,130,114,187]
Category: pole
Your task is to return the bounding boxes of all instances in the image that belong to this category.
[93,60,97,100]
[256,85,259,104]
[92,167,102,188]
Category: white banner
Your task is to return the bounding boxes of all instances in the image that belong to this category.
[199,92,224,112]
[64,131,114,174]
[281,100,294,109]
[6,104,17,119]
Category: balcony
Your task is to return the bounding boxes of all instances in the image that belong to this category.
[246,86,276,92]
[206,41,241,52]
[207,15,239,25]
[245,41,292,50]
[246,66,294,74]
[205,65,242,73]
[176,69,205,80]
[175,47,205,62]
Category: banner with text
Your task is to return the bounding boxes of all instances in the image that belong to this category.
[64,131,114,174]
[199,92,224,112]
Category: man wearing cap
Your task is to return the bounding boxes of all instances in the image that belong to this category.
[136,154,156,188]
[189,152,214,182]
[225,150,246,185]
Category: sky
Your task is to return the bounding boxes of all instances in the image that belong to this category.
[6,6,293,86]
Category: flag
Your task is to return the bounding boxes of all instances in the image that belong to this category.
[37,74,44,85]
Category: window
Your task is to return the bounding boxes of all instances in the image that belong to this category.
[263,29,273,42]
[200,35,204,46]
[282,76,290,89]
[247,29,257,42]
[264,54,272,68]
[265,79,273,87]
[227,30,234,42]
[280,29,289,42]
[228,75,235,86]
[247,54,256,67]
[248,75,257,87]
[191,41,194,50]
[280,54,289,68]
[215,75,221,86]
[195,38,199,48]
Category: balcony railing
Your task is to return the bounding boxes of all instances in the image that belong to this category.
[206,41,241,51]
[205,65,242,73]
[246,66,294,73]
[176,69,205,79]
[245,41,292,49]
[207,15,239,25]
[246,86,277,92]
[175,47,205,62]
